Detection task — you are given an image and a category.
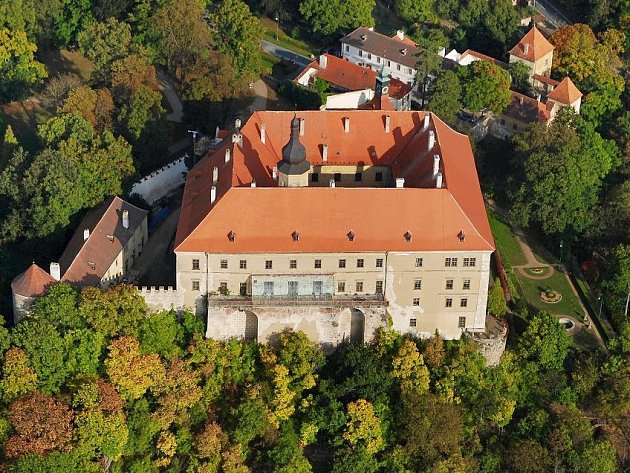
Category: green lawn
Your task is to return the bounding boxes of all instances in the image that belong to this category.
[514,271,585,320]
[260,17,316,57]
[487,210,528,267]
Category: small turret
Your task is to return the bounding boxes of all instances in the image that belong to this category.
[277,116,311,187]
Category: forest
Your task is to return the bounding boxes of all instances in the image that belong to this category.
[0,283,628,472]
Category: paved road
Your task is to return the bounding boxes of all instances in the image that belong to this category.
[262,40,313,67]
[247,80,268,113]
[157,70,184,123]
[533,0,570,28]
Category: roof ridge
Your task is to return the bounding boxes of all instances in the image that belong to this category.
[446,192,494,250]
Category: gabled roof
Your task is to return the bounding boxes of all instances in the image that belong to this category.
[460,49,508,68]
[175,111,494,254]
[58,196,148,287]
[296,54,411,99]
[341,27,421,69]
[504,91,552,123]
[532,73,559,87]
[509,26,554,62]
[11,263,56,297]
[546,76,582,104]
[359,93,396,111]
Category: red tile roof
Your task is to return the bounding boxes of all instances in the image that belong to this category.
[359,93,396,111]
[546,76,582,104]
[504,91,551,123]
[460,49,508,68]
[509,26,554,62]
[532,73,559,87]
[175,111,494,254]
[11,263,56,297]
[297,54,411,100]
[58,196,148,287]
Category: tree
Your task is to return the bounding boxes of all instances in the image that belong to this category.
[427,70,461,123]
[505,440,551,473]
[392,339,430,396]
[110,54,158,102]
[59,86,115,132]
[4,391,73,458]
[210,0,265,82]
[52,0,94,46]
[519,312,571,370]
[458,60,511,114]
[602,244,630,321]
[117,85,164,142]
[139,310,184,360]
[395,0,433,24]
[343,399,384,454]
[192,421,226,471]
[31,283,81,330]
[40,73,83,111]
[0,347,37,403]
[331,447,379,473]
[487,278,508,317]
[151,358,202,429]
[0,28,47,102]
[0,0,37,38]
[300,0,375,38]
[509,60,533,95]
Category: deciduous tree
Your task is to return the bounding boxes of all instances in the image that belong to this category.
[0,347,37,403]
[343,399,384,454]
[459,60,511,114]
[487,278,508,317]
[59,86,115,133]
[518,311,571,370]
[300,0,375,38]
[0,28,47,102]
[427,70,462,123]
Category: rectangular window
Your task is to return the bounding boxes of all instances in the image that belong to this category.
[460,298,468,308]
[314,259,322,269]
[338,281,346,292]
[240,260,247,269]
[377,57,381,64]
[339,259,346,268]
[458,316,466,328]
[414,279,422,290]
[359,50,363,57]
[345,45,349,52]
[463,257,476,267]
[265,260,272,270]
[367,53,372,60]
[192,259,200,270]
[192,280,200,291]
[445,298,453,308]
[415,257,423,267]
[397,64,401,71]
[220,259,228,269]
[313,281,323,295]
[408,67,412,74]
[334,173,341,182]
[375,172,383,182]
[413,297,420,306]
[240,282,247,296]
[354,172,362,182]
[376,258,383,268]
[290,259,297,269]
[288,281,298,297]
[445,257,458,267]
[219,282,228,292]
[264,281,274,295]
[410,318,417,327]
[376,280,383,293]
[387,60,391,67]
[446,279,453,290]
[357,258,364,268]
[311,173,319,182]
[356,281,363,292]
[463,279,471,290]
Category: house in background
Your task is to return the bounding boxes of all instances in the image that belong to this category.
[11,196,148,323]
[295,54,412,110]
[508,26,555,85]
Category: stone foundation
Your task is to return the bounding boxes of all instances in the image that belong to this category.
[468,315,508,366]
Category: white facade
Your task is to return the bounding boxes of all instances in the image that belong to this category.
[341,43,417,85]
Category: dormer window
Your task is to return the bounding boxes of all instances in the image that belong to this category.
[106,234,114,243]
[292,230,300,242]
[88,261,96,270]
[404,231,412,242]
[458,230,466,242]
[227,231,236,242]
[347,230,355,242]
[401,48,407,55]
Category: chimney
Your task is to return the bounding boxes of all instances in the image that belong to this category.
[225,148,231,163]
[322,144,328,161]
[396,177,405,188]
[213,166,219,184]
[423,113,430,129]
[260,124,266,144]
[235,118,241,130]
[433,155,440,177]
[385,115,391,133]
[428,131,435,151]
[343,117,350,133]
[83,228,90,241]
[299,118,305,136]
[436,171,443,188]
[122,210,129,229]
[519,96,524,105]
[524,43,530,55]
[232,133,239,143]
[320,54,328,68]
[396,30,404,41]
[210,186,217,203]
[50,262,61,281]
[215,126,220,139]
[250,180,256,188]
[329,178,335,188]
[360,34,367,41]
[272,167,278,180]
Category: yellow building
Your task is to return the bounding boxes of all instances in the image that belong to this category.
[508,26,555,82]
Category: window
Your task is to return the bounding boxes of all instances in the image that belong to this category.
[397,64,401,71]
[410,318,417,327]
[413,298,420,306]
[460,298,468,308]
[357,258,364,268]
[240,282,247,296]
[338,281,346,292]
[376,258,383,268]
[458,316,466,328]
[355,172,362,182]
[290,259,297,269]
[228,231,236,242]
[311,173,319,182]
[445,279,453,290]
[377,57,381,64]
[376,280,383,293]
[292,231,300,242]
[404,231,412,242]
[375,172,383,182]
[345,45,349,52]
[387,60,391,67]
[265,260,273,269]
[219,282,228,292]
[414,279,422,290]
[359,50,363,57]
[445,257,458,267]
[463,279,471,290]
[192,259,200,270]
[339,259,346,268]
[240,260,247,269]
[415,257,423,267]
[192,280,200,291]
[288,281,298,297]
[313,281,323,295]
[220,259,228,269]
[445,298,453,308]
[356,281,364,292]
[408,68,412,74]
[367,53,372,60]
[264,281,274,295]
[347,231,355,242]
[334,173,341,182]
[314,259,322,269]
[463,257,476,267]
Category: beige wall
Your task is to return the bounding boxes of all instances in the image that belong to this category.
[101,217,149,286]
[509,50,553,82]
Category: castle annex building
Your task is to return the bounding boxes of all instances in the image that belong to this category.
[174,110,495,345]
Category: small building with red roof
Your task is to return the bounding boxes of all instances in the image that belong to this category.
[10,263,56,323]
[508,25,555,80]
